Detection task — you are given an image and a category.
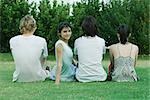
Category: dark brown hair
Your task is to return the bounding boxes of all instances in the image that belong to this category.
[117,24,130,44]
[57,22,72,33]
[81,16,98,37]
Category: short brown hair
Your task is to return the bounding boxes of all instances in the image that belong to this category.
[81,16,98,37]
[19,15,36,33]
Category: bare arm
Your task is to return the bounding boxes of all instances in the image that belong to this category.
[40,57,47,68]
[73,40,78,67]
[55,44,63,85]
[72,58,78,67]
[41,39,48,68]
[108,47,114,77]
[134,46,139,67]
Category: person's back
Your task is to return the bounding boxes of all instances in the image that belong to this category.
[74,36,107,82]
[74,16,107,82]
[10,15,49,82]
[108,24,139,82]
[109,43,138,82]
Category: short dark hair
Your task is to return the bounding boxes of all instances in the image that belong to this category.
[57,22,72,33]
[117,24,130,44]
[81,16,98,37]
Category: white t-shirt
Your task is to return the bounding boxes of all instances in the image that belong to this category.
[10,35,48,82]
[74,35,107,82]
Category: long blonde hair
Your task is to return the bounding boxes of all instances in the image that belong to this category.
[19,15,36,34]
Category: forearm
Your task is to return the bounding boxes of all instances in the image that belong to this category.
[108,63,113,76]
[40,57,47,68]
[55,43,63,84]
[107,62,114,81]
[109,47,114,75]
[72,59,78,66]
[55,64,62,84]
[134,55,138,67]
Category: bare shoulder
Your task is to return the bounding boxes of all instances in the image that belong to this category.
[131,43,139,50]
[130,43,139,55]
[109,43,118,50]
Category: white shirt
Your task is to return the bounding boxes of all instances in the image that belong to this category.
[10,35,48,82]
[74,35,107,82]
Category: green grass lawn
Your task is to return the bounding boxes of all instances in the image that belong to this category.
[0,53,149,100]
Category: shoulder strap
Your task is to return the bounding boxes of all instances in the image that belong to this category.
[117,44,121,56]
[129,44,133,56]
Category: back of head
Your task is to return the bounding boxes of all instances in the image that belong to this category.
[19,15,36,34]
[117,24,130,44]
[57,21,72,33]
[81,16,98,37]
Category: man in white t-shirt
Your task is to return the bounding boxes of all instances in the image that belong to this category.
[9,15,49,82]
[74,16,107,82]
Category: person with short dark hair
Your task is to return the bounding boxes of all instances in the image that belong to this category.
[50,22,76,85]
[74,16,107,82]
[108,24,139,82]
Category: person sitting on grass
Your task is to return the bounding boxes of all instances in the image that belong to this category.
[107,24,139,82]
[9,15,50,82]
[50,22,77,85]
[74,16,107,82]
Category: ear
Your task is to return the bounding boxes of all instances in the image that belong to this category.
[127,33,131,41]
[117,33,119,37]
[117,33,120,41]
[128,33,131,38]
[117,33,119,38]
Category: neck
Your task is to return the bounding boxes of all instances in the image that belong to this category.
[22,31,33,37]
[119,42,129,45]
[60,38,68,44]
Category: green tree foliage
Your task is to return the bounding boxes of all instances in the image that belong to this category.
[36,0,70,53]
[0,0,34,52]
[0,0,149,54]
[71,0,149,54]
[128,0,149,54]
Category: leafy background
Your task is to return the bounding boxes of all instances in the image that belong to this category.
[0,0,149,54]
